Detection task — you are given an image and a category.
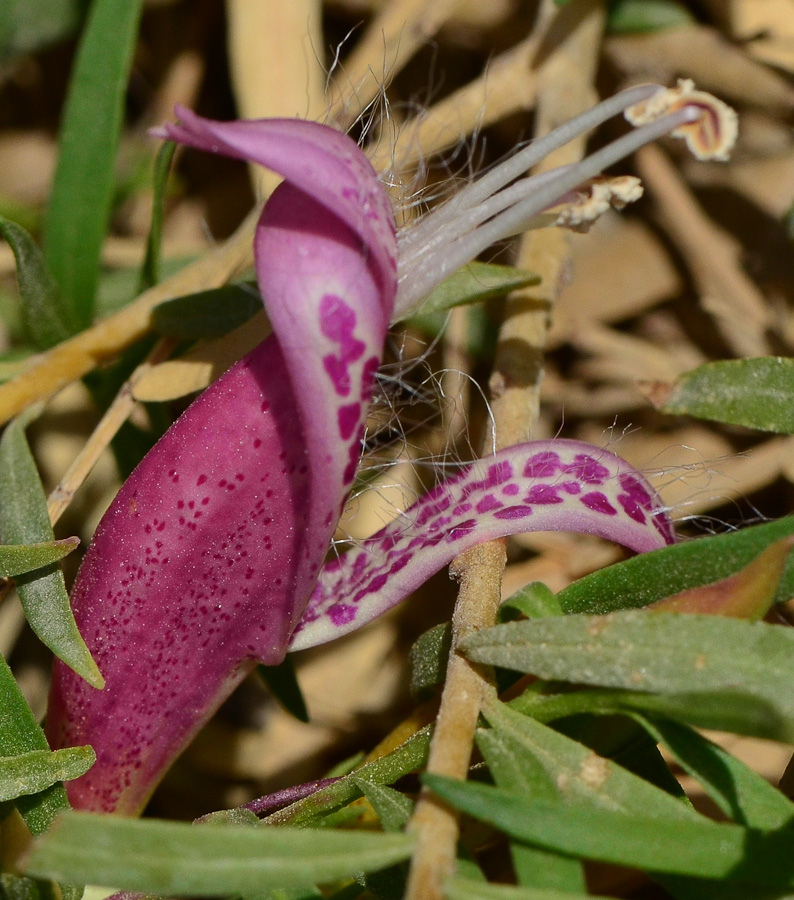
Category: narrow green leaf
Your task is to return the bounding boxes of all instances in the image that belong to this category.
[26,814,415,895]
[0,538,79,578]
[652,357,794,433]
[152,283,263,340]
[558,515,794,615]
[476,727,585,893]
[499,582,562,622]
[262,727,431,826]
[631,716,794,829]
[0,748,94,803]
[447,878,619,900]
[606,0,694,33]
[646,537,793,620]
[351,781,412,900]
[352,780,412,832]
[0,215,79,349]
[0,415,103,688]
[512,684,789,741]
[0,0,87,62]
[43,0,145,326]
[481,701,697,821]
[0,652,70,836]
[397,263,538,322]
[258,656,309,723]
[139,141,177,292]
[409,623,450,698]
[425,775,794,886]
[465,613,794,742]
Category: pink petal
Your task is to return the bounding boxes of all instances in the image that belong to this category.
[290,440,674,651]
[47,115,397,814]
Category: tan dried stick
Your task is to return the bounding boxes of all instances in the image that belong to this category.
[326,0,461,128]
[0,204,258,428]
[634,143,772,358]
[227,0,325,194]
[403,4,607,898]
[46,338,177,527]
[368,32,539,173]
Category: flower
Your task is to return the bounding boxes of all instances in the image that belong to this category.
[46,82,735,814]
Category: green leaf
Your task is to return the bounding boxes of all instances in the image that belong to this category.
[0,538,79,578]
[0,652,70,836]
[258,656,309,723]
[447,878,619,900]
[645,537,793,620]
[481,701,697,821]
[43,0,145,327]
[351,780,412,900]
[631,716,794,828]
[409,623,450,698]
[0,0,88,62]
[476,727,585,893]
[139,141,177,292]
[511,684,791,741]
[152,283,263,340]
[397,263,538,323]
[0,748,94,802]
[0,215,79,349]
[425,775,794,886]
[0,414,103,688]
[558,515,794,615]
[26,813,415,895]
[499,582,562,622]
[651,357,794,433]
[352,780,413,833]
[262,726,431,826]
[606,0,694,33]
[464,613,794,742]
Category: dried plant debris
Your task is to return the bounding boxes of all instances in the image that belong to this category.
[2,1,794,898]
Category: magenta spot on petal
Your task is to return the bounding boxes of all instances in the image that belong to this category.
[580,492,617,515]
[565,454,610,485]
[618,493,647,524]
[524,484,564,505]
[486,460,514,488]
[337,403,361,440]
[323,354,351,396]
[560,481,581,495]
[619,473,653,509]
[447,519,477,541]
[453,503,473,515]
[523,451,561,478]
[494,506,534,520]
[653,514,675,543]
[319,294,356,342]
[369,573,388,593]
[502,483,520,496]
[328,604,357,626]
[389,555,410,574]
[476,494,503,514]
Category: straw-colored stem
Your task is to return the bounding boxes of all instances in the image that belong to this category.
[403,4,606,898]
[0,205,258,428]
[326,0,460,129]
[634,143,772,358]
[46,338,176,526]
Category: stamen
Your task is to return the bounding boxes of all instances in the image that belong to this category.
[398,82,662,258]
[396,104,702,314]
[625,79,738,162]
[553,176,644,233]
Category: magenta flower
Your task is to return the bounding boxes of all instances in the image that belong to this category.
[46,82,735,814]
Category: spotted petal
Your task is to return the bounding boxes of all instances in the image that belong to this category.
[292,440,673,650]
[47,116,397,815]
